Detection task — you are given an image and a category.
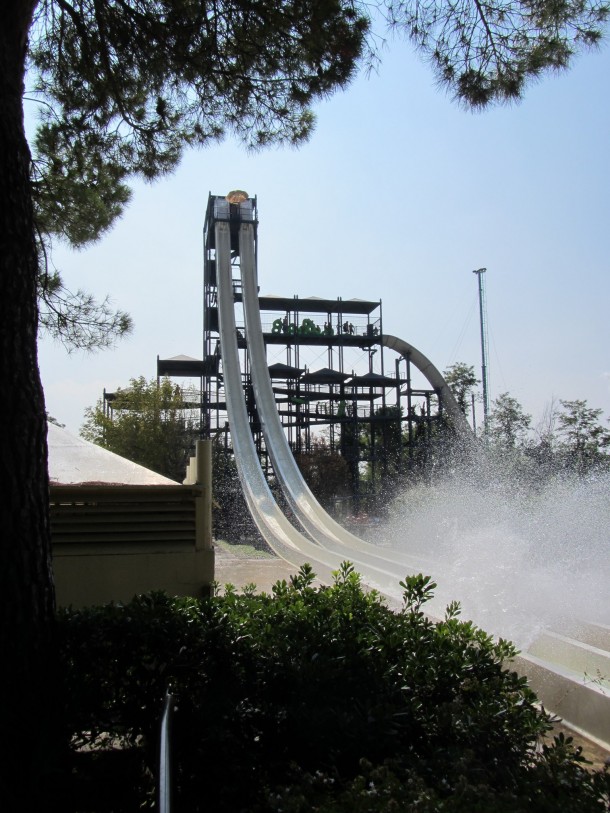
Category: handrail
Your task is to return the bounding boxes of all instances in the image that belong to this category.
[158,690,176,813]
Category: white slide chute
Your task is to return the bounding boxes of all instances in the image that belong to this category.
[238,223,435,574]
[215,220,412,595]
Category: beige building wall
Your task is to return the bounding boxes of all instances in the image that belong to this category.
[54,546,214,608]
[51,441,214,608]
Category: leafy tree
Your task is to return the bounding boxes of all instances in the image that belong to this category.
[3,0,608,801]
[29,0,370,348]
[29,0,370,248]
[81,376,199,481]
[386,0,609,108]
[443,362,480,416]
[556,399,610,474]
[32,112,134,349]
[488,391,532,451]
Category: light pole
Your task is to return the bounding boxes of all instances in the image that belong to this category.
[473,268,490,435]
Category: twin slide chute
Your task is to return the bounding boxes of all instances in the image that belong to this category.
[217,219,463,594]
[216,221,403,594]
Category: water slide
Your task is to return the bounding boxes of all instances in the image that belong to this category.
[217,218,609,749]
[215,220,411,597]
[238,223,435,574]
[381,336,473,437]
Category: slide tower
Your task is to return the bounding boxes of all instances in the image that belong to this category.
[202,192,470,525]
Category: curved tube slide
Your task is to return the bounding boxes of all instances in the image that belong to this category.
[381,336,473,437]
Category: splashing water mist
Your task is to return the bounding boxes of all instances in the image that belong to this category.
[382,462,610,649]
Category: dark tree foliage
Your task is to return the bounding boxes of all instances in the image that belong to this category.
[557,398,610,473]
[488,391,532,450]
[30,0,369,189]
[54,570,610,812]
[443,362,479,415]
[294,435,350,509]
[32,145,134,350]
[385,0,609,107]
[38,265,133,351]
[28,0,370,348]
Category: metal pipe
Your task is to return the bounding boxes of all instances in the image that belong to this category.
[473,268,490,434]
[158,691,176,813]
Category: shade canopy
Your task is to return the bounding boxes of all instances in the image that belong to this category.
[267,362,304,379]
[300,368,351,385]
[347,372,397,388]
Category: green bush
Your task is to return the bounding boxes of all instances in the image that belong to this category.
[56,564,610,812]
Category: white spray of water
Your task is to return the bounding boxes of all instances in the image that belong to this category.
[381,465,610,649]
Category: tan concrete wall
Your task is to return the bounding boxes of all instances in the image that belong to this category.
[53,546,215,608]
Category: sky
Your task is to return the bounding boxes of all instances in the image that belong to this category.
[36,34,610,435]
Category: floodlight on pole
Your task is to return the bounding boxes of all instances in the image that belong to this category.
[473,267,490,435]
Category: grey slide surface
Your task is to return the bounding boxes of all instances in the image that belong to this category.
[216,221,409,595]
[238,224,431,575]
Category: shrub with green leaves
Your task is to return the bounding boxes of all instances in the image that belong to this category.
[57,565,609,812]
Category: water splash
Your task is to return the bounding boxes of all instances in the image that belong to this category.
[382,463,610,648]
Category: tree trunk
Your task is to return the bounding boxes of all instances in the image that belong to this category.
[0,0,58,806]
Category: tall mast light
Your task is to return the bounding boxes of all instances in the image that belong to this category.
[473,267,490,433]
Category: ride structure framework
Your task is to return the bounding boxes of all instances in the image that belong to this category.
[201,192,469,514]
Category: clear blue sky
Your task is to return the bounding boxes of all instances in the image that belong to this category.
[37,36,610,434]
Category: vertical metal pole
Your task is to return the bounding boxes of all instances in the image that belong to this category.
[471,392,477,437]
[406,354,413,446]
[473,268,490,434]
[158,691,175,813]
[395,357,402,478]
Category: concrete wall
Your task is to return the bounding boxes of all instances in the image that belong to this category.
[53,545,214,608]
